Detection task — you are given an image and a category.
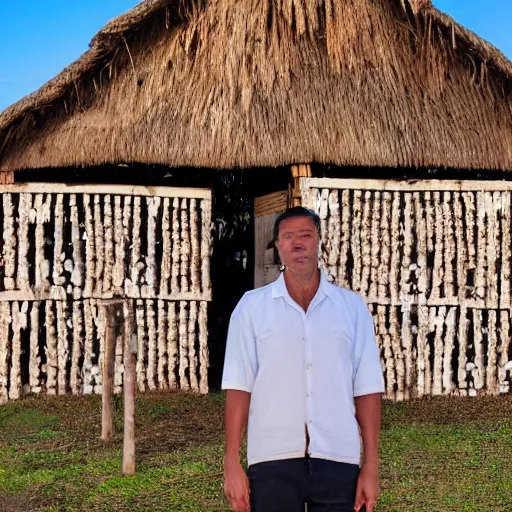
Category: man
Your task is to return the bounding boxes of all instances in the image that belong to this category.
[222,206,384,512]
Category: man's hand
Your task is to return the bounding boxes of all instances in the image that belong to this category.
[224,458,250,512]
[354,463,380,512]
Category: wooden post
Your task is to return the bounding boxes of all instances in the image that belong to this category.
[101,304,118,442]
[291,164,312,207]
[0,171,14,185]
[122,301,136,476]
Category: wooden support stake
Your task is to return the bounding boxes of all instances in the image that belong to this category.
[122,301,136,476]
[101,304,118,442]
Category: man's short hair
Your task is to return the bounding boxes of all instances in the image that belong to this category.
[273,206,321,243]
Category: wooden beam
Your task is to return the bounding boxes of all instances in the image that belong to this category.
[0,182,211,199]
[300,177,512,193]
[0,290,213,302]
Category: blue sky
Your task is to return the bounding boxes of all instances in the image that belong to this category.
[0,1,511,113]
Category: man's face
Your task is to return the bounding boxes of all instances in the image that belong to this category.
[275,216,319,276]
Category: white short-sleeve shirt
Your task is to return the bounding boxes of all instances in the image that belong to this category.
[222,271,385,467]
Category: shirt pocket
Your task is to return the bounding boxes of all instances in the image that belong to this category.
[329,328,353,373]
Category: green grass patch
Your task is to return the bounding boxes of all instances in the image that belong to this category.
[0,392,511,511]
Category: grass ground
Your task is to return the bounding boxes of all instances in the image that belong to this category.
[0,392,511,512]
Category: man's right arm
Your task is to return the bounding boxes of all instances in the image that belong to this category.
[224,389,251,512]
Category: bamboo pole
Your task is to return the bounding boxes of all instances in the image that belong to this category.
[56,301,69,395]
[319,189,329,276]
[457,307,469,394]
[486,193,499,308]
[498,311,510,393]
[453,193,466,303]
[401,298,413,399]
[127,197,142,298]
[160,198,172,297]
[190,199,201,295]
[8,302,21,400]
[413,192,427,300]
[101,304,118,442]
[473,310,484,392]
[144,197,160,297]
[378,192,391,300]
[16,193,32,290]
[122,301,136,476]
[0,302,11,403]
[94,195,105,296]
[70,301,83,394]
[441,308,457,395]
[360,192,372,296]
[103,195,114,294]
[180,199,190,293]
[199,301,209,394]
[351,190,362,293]
[442,193,455,298]
[416,304,428,397]
[53,194,66,287]
[432,307,444,395]
[146,300,157,391]
[389,192,400,304]
[93,299,105,394]
[135,299,146,392]
[475,192,487,303]
[327,190,341,283]
[179,301,190,390]
[114,331,124,395]
[45,301,58,395]
[113,196,126,291]
[157,300,168,390]
[389,307,404,401]
[2,194,16,290]
[368,192,381,298]
[401,194,413,298]
[69,194,83,299]
[188,301,199,392]
[339,190,350,288]
[201,199,212,294]
[486,310,498,395]
[171,198,181,293]
[462,193,477,301]
[83,300,95,394]
[83,194,96,298]
[167,302,178,389]
[29,301,41,393]
[430,192,444,299]
[500,193,511,309]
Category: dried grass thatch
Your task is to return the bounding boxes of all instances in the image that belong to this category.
[0,0,511,172]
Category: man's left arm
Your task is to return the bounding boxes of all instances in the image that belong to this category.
[354,393,382,512]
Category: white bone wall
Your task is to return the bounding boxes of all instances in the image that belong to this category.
[0,184,212,403]
[302,178,512,399]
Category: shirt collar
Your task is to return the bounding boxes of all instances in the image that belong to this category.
[271,269,334,301]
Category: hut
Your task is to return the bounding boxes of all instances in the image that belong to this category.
[0,0,511,402]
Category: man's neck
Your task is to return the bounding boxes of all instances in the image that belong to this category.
[283,268,321,312]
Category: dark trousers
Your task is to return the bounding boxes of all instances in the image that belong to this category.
[248,457,360,512]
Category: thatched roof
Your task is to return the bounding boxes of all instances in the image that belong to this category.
[1,0,511,172]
